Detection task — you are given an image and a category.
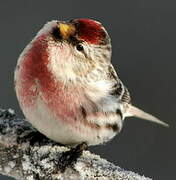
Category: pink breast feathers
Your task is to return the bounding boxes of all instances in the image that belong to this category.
[17,35,81,125]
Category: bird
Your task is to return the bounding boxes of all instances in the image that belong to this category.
[14,18,168,169]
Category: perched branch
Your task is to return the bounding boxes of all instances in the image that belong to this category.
[0,108,152,180]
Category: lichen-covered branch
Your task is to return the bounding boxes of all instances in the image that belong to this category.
[0,108,152,180]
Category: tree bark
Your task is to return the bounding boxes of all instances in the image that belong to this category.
[0,108,152,180]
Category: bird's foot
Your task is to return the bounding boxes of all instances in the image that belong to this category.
[17,130,52,146]
[58,142,88,172]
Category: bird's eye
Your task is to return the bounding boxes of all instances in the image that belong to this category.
[76,44,84,51]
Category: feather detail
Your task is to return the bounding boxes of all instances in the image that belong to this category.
[74,19,107,45]
[108,64,131,103]
[121,87,131,104]
[125,104,169,127]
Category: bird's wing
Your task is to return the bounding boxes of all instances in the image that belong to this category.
[108,64,131,104]
[107,64,169,127]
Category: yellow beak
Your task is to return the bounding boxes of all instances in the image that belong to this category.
[59,23,76,39]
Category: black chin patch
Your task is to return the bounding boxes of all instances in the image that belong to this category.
[52,27,62,41]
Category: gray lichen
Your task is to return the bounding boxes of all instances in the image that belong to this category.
[0,108,152,180]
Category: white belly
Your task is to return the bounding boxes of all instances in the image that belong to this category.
[21,97,117,146]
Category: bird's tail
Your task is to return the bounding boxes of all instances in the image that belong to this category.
[125,104,169,127]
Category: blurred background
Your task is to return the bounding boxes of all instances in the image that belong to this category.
[0,0,175,179]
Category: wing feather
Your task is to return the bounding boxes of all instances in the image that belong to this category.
[108,64,131,103]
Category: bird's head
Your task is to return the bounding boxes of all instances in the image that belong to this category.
[19,19,112,82]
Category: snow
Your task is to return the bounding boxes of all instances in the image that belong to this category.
[0,108,152,180]
[8,109,15,116]
[22,155,33,171]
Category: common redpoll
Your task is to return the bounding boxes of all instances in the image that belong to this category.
[14,19,168,148]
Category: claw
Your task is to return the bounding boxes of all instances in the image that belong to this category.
[17,131,50,146]
[58,142,88,172]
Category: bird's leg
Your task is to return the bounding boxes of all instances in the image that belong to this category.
[17,130,56,146]
[58,142,88,172]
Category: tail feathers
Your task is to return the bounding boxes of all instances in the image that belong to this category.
[126,105,169,127]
